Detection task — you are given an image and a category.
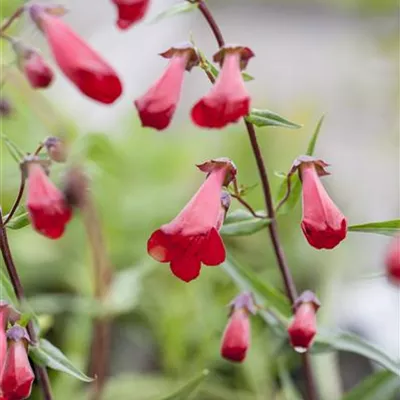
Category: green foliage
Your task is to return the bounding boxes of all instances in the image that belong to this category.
[151,1,199,23]
[220,209,271,236]
[312,331,400,376]
[342,369,400,400]
[245,109,302,129]
[29,339,94,382]
[348,220,400,236]
[6,212,30,230]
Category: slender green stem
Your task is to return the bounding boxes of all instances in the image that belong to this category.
[4,170,25,225]
[194,1,318,399]
[0,208,53,400]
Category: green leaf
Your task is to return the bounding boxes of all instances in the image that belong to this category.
[0,133,24,162]
[276,116,324,215]
[0,268,18,305]
[246,109,302,129]
[222,255,291,318]
[160,370,209,400]
[313,330,400,377]
[348,220,400,236]
[342,370,400,400]
[151,1,198,23]
[220,209,271,236]
[6,212,30,230]
[29,339,94,382]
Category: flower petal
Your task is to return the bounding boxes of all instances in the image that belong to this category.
[201,227,225,266]
[170,255,201,282]
[147,229,174,262]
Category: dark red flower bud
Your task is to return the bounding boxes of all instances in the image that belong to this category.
[22,50,54,89]
[25,159,72,239]
[112,0,150,30]
[385,235,400,285]
[220,292,256,362]
[12,40,54,89]
[147,158,236,282]
[1,326,34,400]
[29,6,122,104]
[287,291,320,352]
[0,302,10,374]
[191,45,254,129]
[135,44,199,130]
[44,136,67,163]
[293,156,347,249]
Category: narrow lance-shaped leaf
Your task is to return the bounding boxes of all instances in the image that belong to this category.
[151,1,199,23]
[220,209,271,236]
[29,339,94,382]
[276,116,325,215]
[246,109,302,129]
[0,133,25,163]
[348,220,400,236]
[160,370,209,400]
[342,369,400,400]
[222,255,291,319]
[312,330,400,377]
[6,212,30,230]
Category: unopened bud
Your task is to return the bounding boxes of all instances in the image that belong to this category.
[44,136,67,163]
[0,98,13,118]
[63,166,89,208]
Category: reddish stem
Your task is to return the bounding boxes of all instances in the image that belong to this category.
[4,171,25,225]
[194,1,318,399]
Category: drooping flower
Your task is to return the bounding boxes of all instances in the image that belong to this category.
[112,0,150,30]
[385,235,400,285]
[191,45,254,129]
[287,291,320,352]
[25,159,72,239]
[29,5,122,104]
[220,292,256,363]
[147,158,236,282]
[293,156,347,249]
[134,43,199,130]
[1,326,34,400]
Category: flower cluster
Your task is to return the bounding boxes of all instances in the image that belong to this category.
[0,304,34,400]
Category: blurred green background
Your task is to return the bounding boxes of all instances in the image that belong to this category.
[0,0,399,399]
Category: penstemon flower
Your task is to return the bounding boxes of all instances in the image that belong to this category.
[147,159,236,282]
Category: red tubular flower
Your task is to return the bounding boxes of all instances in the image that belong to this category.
[25,160,72,239]
[134,43,199,130]
[191,45,254,129]
[385,235,400,285]
[296,156,347,249]
[1,326,34,400]
[287,291,320,352]
[112,0,150,30]
[147,158,236,282]
[22,51,54,89]
[29,6,122,104]
[220,292,256,363]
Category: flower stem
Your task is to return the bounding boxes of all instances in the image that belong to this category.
[4,170,25,225]
[0,7,24,34]
[194,1,318,399]
[0,207,54,400]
